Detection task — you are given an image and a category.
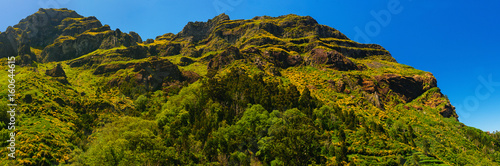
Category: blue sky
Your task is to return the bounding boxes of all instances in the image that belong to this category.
[1,0,499,132]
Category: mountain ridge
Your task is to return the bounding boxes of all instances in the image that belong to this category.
[0,8,499,165]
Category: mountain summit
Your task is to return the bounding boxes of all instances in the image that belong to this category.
[0,8,498,165]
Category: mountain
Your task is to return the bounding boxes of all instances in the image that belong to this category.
[0,8,499,165]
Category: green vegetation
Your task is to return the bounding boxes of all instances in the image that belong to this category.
[0,9,499,166]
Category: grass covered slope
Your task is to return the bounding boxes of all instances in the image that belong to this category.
[0,8,499,165]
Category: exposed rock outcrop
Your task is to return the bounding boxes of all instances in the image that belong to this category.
[40,25,137,62]
[0,26,22,58]
[46,64,67,78]
[178,13,230,42]
[441,103,458,119]
[68,44,150,68]
[368,73,437,103]
[129,31,142,43]
[15,8,84,47]
[96,57,183,91]
[207,46,244,70]
[263,49,290,68]
[179,57,195,66]
[0,8,104,59]
[60,16,103,36]
[46,63,69,84]
[99,28,136,49]
[307,48,358,71]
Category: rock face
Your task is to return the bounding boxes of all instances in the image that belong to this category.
[95,57,183,91]
[327,73,443,111]
[262,48,304,68]
[0,8,102,59]
[14,8,84,47]
[178,13,230,42]
[2,9,455,121]
[207,46,244,70]
[441,103,458,118]
[307,48,358,71]
[0,10,477,166]
[46,64,67,78]
[99,28,136,49]
[0,27,19,58]
[68,44,150,68]
[41,33,103,62]
[359,73,437,103]
[0,8,142,63]
[129,31,142,43]
[258,14,349,39]
[60,16,103,36]
[40,25,138,62]
[17,31,37,66]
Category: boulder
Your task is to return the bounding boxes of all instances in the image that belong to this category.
[286,55,303,67]
[46,64,67,78]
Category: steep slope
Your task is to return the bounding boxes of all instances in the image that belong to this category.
[0,8,141,64]
[0,9,499,166]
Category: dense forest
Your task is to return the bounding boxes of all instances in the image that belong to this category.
[0,8,499,165]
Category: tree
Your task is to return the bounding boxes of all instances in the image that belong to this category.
[269,109,323,165]
[284,84,300,110]
[313,105,336,131]
[336,128,348,164]
[134,94,148,112]
[299,87,317,117]
[77,116,169,165]
[423,139,431,156]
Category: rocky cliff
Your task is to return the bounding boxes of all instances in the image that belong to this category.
[1,9,496,166]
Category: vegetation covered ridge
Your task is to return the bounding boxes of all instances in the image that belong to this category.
[0,8,499,166]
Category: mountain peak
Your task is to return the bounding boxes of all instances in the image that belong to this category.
[177,13,231,42]
[213,13,230,22]
[0,8,104,60]
[15,8,83,31]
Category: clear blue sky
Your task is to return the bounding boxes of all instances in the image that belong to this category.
[1,0,499,132]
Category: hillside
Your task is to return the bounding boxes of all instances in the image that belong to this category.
[0,8,499,165]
